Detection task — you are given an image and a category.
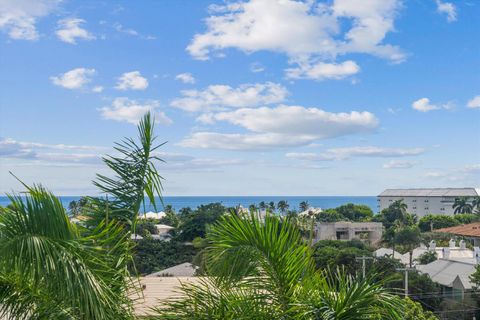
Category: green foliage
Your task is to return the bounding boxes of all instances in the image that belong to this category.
[453,213,480,224]
[0,186,134,319]
[176,203,226,241]
[88,112,164,228]
[67,196,90,216]
[277,200,289,213]
[316,208,345,222]
[398,298,438,320]
[452,197,473,214]
[372,256,443,311]
[132,239,196,275]
[418,214,457,232]
[312,240,372,275]
[299,201,309,212]
[154,214,406,319]
[394,225,422,267]
[335,203,374,221]
[416,251,437,265]
[471,264,480,289]
[418,214,480,232]
[135,220,158,237]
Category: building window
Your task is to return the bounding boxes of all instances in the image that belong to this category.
[425,207,429,210]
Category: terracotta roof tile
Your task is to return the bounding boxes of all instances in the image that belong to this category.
[434,222,480,237]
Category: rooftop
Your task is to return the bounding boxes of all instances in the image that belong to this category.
[378,188,480,197]
[434,222,480,238]
[146,262,197,277]
[416,259,477,289]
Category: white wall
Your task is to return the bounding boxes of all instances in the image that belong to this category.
[378,196,457,216]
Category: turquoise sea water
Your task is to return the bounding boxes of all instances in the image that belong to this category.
[0,196,378,213]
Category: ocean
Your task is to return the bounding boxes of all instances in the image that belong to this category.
[0,196,378,213]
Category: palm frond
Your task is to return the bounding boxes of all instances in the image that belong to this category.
[90,112,165,227]
[0,185,135,319]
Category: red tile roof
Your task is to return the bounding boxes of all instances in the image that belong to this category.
[434,222,480,237]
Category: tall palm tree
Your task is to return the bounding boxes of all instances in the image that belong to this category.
[0,185,134,319]
[299,201,310,212]
[258,201,267,211]
[453,197,473,214]
[154,213,406,319]
[277,200,289,213]
[268,201,276,213]
[0,112,165,319]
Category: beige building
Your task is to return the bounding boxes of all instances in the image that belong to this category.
[313,221,383,245]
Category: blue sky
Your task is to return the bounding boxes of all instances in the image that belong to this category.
[0,0,479,196]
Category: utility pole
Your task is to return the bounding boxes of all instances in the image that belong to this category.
[356,256,374,279]
[396,267,416,298]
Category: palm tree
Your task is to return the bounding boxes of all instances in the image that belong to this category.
[88,112,165,229]
[68,199,80,216]
[277,200,289,213]
[453,197,473,214]
[258,201,267,211]
[268,201,276,213]
[154,213,406,319]
[0,112,165,319]
[248,204,258,213]
[0,185,134,319]
[299,200,309,212]
[472,196,480,214]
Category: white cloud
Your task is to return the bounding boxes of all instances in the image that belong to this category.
[382,160,416,169]
[467,95,480,109]
[285,60,360,80]
[286,146,424,161]
[462,163,480,174]
[250,62,265,73]
[113,22,156,40]
[0,137,105,165]
[198,105,378,137]
[411,97,453,112]
[50,68,95,89]
[187,0,404,79]
[0,0,60,40]
[175,72,196,84]
[179,132,316,150]
[55,18,95,44]
[181,106,379,150]
[436,0,457,22]
[115,71,149,90]
[99,97,172,125]
[171,82,288,112]
[92,86,104,93]
[425,171,447,178]
[412,98,439,112]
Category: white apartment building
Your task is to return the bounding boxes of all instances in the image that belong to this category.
[377,188,479,217]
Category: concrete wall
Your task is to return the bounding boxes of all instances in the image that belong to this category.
[314,222,383,245]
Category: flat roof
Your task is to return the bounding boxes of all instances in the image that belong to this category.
[434,222,480,238]
[378,188,479,197]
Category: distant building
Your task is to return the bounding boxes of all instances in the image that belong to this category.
[313,221,383,245]
[377,188,479,217]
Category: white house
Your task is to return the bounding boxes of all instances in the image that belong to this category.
[377,188,479,217]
